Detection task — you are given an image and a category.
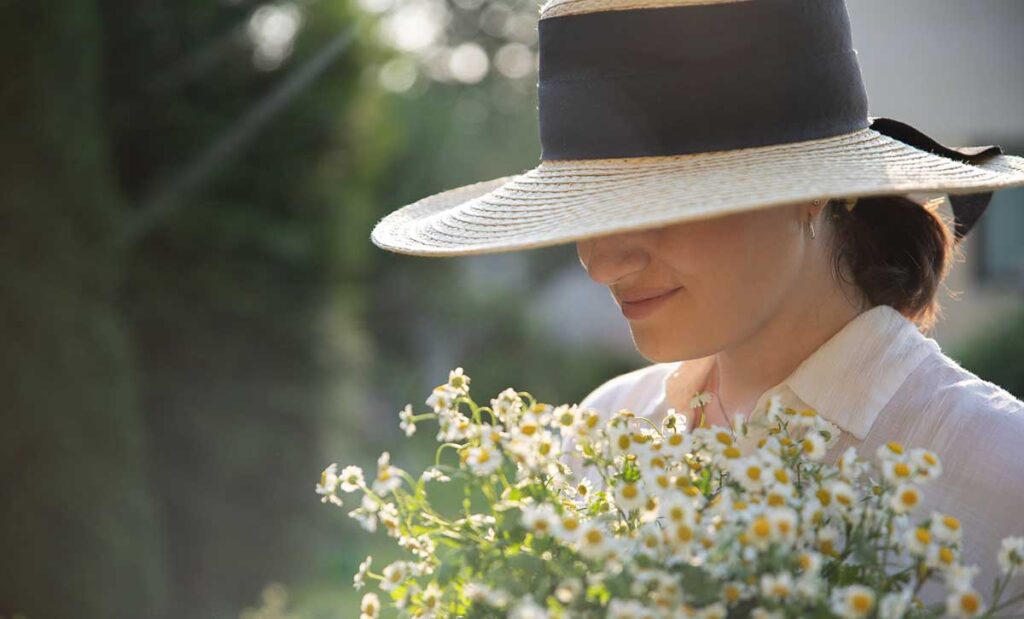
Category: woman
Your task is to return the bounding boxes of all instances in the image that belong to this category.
[369,0,1024,609]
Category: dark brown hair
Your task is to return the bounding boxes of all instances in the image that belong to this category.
[824,196,963,333]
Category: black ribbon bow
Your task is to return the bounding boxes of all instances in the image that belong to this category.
[869,117,1003,242]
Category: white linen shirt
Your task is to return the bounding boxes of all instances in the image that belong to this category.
[577,304,1024,610]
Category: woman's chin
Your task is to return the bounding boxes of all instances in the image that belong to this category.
[630,332,682,364]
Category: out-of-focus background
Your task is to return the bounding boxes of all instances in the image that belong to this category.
[1,0,1022,618]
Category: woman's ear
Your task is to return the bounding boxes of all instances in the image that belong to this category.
[809,198,828,220]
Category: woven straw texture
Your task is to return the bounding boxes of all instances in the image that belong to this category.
[539,0,749,19]
[370,127,1024,257]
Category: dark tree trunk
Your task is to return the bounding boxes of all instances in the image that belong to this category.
[0,2,167,618]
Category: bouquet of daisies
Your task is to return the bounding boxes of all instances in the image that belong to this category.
[317,368,1024,619]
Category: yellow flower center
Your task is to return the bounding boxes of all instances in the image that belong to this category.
[752,517,771,538]
[961,592,980,614]
[894,462,911,477]
[886,441,905,455]
[851,592,872,612]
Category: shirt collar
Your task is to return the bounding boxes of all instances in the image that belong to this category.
[764,304,939,440]
[662,304,939,441]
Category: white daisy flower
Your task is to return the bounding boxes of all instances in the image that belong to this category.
[521,502,558,537]
[909,447,942,481]
[731,456,768,493]
[838,446,866,481]
[816,525,841,558]
[765,506,799,544]
[554,577,583,604]
[554,512,583,544]
[759,571,794,601]
[552,404,578,437]
[353,555,372,590]
[380,560,409,592]
[699,601,728,619]
[929,512,962,544]
[613,480,647,513]
[447,366,470,394]
[924,541,959,571]
[750,607,784,619]
[378,502,401,538]
[315,463,342,506]
[881,458,915,485]
[799,431,827,461]
[763,393,785,425]
[420,582,443,614]
[824,479,857,511]
[875,440,907,463]
[576,520,613,559]
[490,387,524,425]
[465,444,502,476]
[371,451,403,495]
[829,584,875,618]
[436,409,472,442]
[509,595,549,619]
[398,404,416,437]
[359,592,380,619]
[794,551,823,577]
[997,536,1024,575]
[877,588,913,619]
[904,526,933,556]
[661,407,689,434]
[889,484,922,514]
[690,390,713,410]
[944,563,980,592]
[426,383,460,413]
[945,587,985,618]
[421,466,451,483]
[339,465,365,492]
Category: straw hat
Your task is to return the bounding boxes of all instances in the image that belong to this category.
[370,0,1024,257]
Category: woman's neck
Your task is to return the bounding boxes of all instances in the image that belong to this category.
[713,291,870,422]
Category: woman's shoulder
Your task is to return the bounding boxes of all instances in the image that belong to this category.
[578,361,681,415]
[913,347,1024,421]
[897,346,1024,463]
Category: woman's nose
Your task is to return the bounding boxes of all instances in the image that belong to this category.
[576,232,650,286]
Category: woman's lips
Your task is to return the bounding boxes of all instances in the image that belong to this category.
[619,287,682,320]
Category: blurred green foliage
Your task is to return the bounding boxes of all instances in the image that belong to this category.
[951,306,1024,400]
[1,1,634,618]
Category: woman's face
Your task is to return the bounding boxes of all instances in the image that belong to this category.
[576,202,820,362]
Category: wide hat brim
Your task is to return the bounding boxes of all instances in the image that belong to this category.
[369,123,1024,257]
